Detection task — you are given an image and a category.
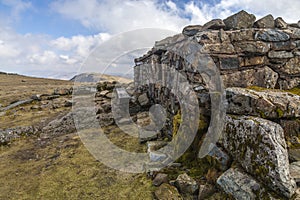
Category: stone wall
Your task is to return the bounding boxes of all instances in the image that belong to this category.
[133,10,300,199]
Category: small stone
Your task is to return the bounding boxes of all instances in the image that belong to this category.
[31,105,40,110]
[290,161,300,184]
[198,184,216,199]
[268,50,294,59]
[105,92,113,99]
[202,19,225,30]
[53,88,71,96]
[294,188,300,200]
[254,14,275,28]
[147,141,167,152]
[294,51,300,56]
[153,173,169,186]
[64,100,73,107]
[223,10,256,30]
[99,90,110,97]
[139,129,158,143]
[154,183,182,200]
[174,173,199,195]
[182,25,202,37]
[31,94,41,101]
[206,144,231,171]
[217,168,268,199]
[289,149,300,162]
[275,17,288,29]
[149,150,167,162]
[138,93,149,106]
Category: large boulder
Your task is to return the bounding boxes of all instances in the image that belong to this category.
[221,115,297,198]
[224,10,256,30]
[226,87,300,119]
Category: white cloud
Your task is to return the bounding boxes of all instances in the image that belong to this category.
[0,0,32,21]
[0,0,300,79]
[51,0,189,33]
[51,33,110,57]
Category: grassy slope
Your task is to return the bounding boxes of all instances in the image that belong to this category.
[0,131,153,200]
[0,74,153,200]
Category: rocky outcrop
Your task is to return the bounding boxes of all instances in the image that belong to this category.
[222,115,296,198]
[0,126,39,144]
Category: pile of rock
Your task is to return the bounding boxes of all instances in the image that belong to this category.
[0,126,39,145]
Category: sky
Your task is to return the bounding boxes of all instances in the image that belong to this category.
[0,0,299,79]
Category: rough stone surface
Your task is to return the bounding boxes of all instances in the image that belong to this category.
[42,112,76,137]
[224,10,256,30]
[138,93,150,106]
[229,29,254,41]
[222,115,297,198]
[254,14,275,28]
[239,56,267,67]
[154,183,182,200]
[207,144,231,171]
[275,17,288,29]
[282,57,300,74]
[255,30,290,42]
[174,173,199,195]
[217,168,268,200]
[198,184,216,199]
[268,50,294,59]
[234,41,270,54]
[222,67,278,89]
[182,25,202,37]
[0,126,38,144]
[202,19,225,30]
[226,87,300,119]
[294,188,300,200]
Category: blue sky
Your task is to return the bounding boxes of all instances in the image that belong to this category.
[0,0,299,79]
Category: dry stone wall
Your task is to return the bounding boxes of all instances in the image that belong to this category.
[133,10,300,199]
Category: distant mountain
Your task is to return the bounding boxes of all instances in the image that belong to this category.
[70,73,132,83]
